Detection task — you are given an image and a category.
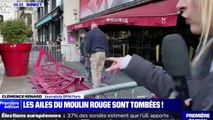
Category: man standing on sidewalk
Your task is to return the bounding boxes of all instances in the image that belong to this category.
[79,29,91,81]
[85,23,107,88]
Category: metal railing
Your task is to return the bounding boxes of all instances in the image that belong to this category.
[29,45,152,98]
[71,81,153,99]
[72,81,138,98]
[29,45,72,65]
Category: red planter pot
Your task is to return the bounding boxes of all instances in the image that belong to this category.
[0,43,32,77]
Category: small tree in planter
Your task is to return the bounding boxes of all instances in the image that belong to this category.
[0,19,32,77]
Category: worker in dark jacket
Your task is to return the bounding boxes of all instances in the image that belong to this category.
[85,23,107,88]
[106,0,213,110]
[79,29,91,81]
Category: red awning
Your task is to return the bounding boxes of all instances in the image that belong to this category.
[67,0,179,31]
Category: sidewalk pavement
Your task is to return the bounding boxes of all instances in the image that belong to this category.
[0,63,37,94]
[0,62,151,98]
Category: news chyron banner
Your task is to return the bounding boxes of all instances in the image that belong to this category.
[0,94,211,120]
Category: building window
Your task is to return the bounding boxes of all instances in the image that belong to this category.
[60,0,63,9]
[44,0,48,15]
[28,14,32,28]
[37,8,40,20]
[51,0,56,9]
[41,7,44,18]
[56,0,61,6]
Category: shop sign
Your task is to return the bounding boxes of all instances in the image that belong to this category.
[74,24,83,29]
[106,18,128,24]
[161,17,167,24]
[52,8,62,18]
[52,11,58,18]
